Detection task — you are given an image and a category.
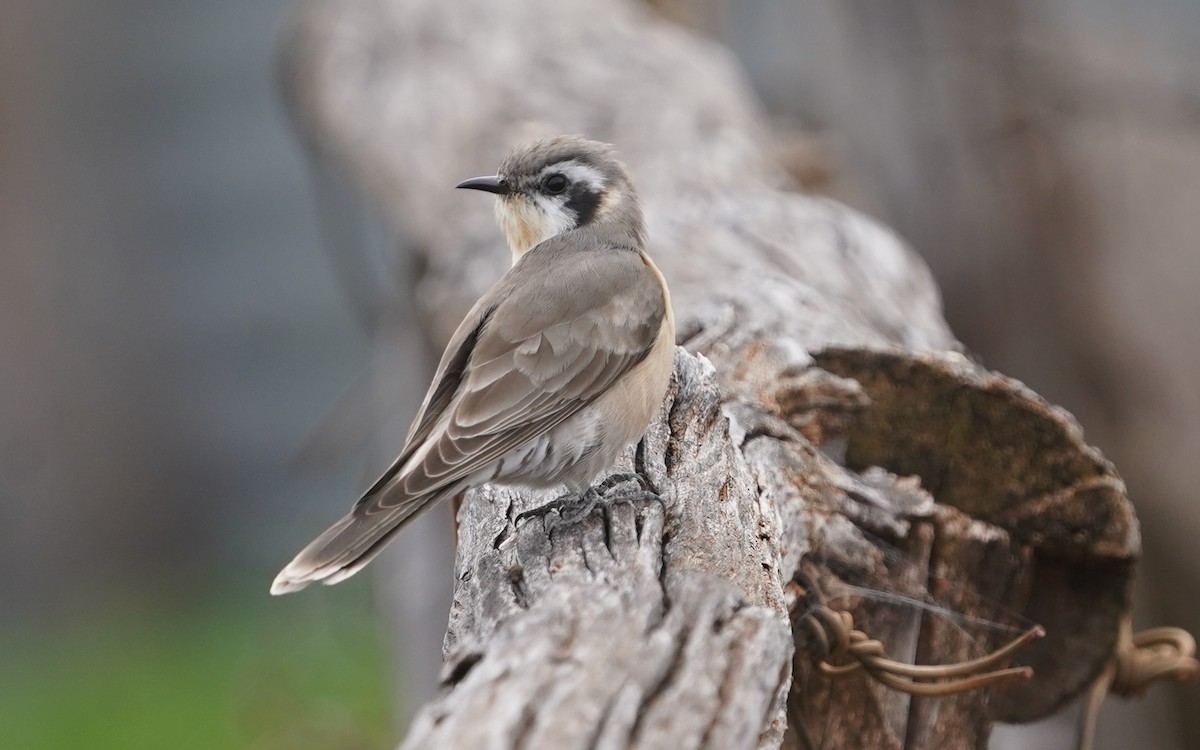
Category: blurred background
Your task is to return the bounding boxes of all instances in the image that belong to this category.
[1,0,1197,748]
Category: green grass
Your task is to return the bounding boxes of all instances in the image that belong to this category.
[0,579,394,750]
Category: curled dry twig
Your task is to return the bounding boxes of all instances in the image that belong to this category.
[786,578,1042,698]
[1077,617,1199,750]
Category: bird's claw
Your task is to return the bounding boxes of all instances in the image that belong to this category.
[515,473,660,530]
[593,472,648,495]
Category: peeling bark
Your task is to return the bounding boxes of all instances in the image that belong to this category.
[280,0,1140,747]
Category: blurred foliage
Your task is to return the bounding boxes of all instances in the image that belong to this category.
[0,578,393,750]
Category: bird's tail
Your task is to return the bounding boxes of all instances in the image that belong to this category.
[269,492,445,595]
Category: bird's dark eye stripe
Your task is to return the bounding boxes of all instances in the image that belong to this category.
[543,174,568,194]
[565,188,600,227]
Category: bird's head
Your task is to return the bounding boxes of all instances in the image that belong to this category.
[457,135,643,263]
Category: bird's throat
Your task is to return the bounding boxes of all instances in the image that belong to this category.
[495,196,574,264]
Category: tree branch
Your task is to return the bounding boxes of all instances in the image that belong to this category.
[280,0,1145,747]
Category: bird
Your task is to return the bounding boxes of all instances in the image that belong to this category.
[271,135,675,595]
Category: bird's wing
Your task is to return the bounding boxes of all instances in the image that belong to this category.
[358,244,665,516]
[269,243,667,594]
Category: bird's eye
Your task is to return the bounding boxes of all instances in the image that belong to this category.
[542,174,568,194]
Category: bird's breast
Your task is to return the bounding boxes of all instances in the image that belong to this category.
[488,250,675,492]
[577,256,676,474]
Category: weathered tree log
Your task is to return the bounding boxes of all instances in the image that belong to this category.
[279,0,1146,747]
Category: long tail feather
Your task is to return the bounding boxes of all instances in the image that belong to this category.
[270,493,444,595]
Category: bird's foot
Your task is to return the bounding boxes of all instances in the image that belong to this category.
[592,472,645,494]
[516,473,659,529]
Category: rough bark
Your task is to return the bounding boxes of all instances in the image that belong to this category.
[279,0,1140,747]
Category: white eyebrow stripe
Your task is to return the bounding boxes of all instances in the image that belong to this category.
[539,161,606,191]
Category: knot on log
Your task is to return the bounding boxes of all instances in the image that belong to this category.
[785,578,1041,698]
[810,346,1143,722]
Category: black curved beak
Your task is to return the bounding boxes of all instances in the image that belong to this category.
[455,175,509,195]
